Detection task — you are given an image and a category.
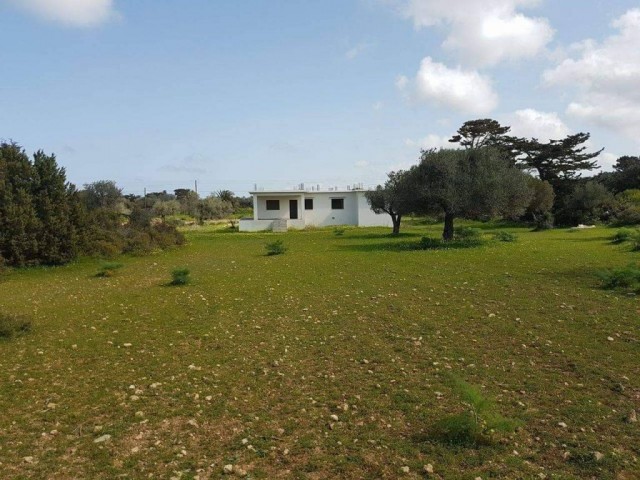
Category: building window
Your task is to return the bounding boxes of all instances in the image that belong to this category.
[304,198,313,210]
[331,198,344,210]
[266,200,280,210]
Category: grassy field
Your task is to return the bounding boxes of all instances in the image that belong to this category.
[0,223,638,479]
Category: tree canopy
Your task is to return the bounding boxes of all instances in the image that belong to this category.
[449,119,511,149]
[365,170,415,234]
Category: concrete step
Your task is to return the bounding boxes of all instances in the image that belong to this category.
[272,219,288,232]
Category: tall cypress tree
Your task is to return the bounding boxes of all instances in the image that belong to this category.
[32,150,78,264]
[0,142,40,266]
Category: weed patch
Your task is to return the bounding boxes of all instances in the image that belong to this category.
[597,264,640,293]
[0,313,32,338]
[169,267,191,286]
[265,240,287,256]
[95,262,124,277]
[493,231,518,242]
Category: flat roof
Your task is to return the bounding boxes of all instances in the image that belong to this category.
[249,189,369,195]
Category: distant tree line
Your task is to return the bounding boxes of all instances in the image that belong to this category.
[367,119,640,237]
[0,142,185,268]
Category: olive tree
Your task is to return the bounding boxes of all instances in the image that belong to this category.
[365,170,415,234]
[411,148,533,240]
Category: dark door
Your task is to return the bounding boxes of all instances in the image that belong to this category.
[289,200,298,219]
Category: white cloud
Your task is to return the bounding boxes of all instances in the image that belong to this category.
[401,0,553,66]
[355,160,370,168]
[404,133,456,150]
[543,9,640,142]
[399,57,498,114]
[8,0,118,27]
[507,109,571,141]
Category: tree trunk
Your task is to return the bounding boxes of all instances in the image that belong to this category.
[442,213,454,241]
[392,215,401,235]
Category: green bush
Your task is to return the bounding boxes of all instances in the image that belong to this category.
[429,377,520,446]
[169,267,191,286]
[455,226,482,240]
[333,228,345,236]
[96,262,124,277]
[533,211,554,231]
[418,236,484,250]
[265,240,287,256]
[0,313,32,338]
[610,229,634,244]
[597,264,640,293]
[493,231,518,242]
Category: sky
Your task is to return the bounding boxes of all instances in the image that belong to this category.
[1,0,639,196]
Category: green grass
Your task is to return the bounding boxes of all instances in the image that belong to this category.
[0,222,638,479]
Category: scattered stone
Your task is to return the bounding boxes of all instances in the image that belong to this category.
[330,414,339,422]
[93,425,103,432]
[187,419,199,428]
[400,466,410,473]
[607,337,614,342]
[593,451,605,462]
[47,402,57,409]
[135,411,145,418]
[130,395,140,401]
[23,456,35,464]
[424,463,434,474]
[223,464,234,474]
[123,343,132,347]
[626,410,637,423]
[94,434,112,443]
[236,468,248,477]
[131,446,140,454]
[241,438,249,445]
[562,451,571,460]
[558,422,568,428]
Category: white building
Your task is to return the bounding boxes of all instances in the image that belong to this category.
[239,184,391,232]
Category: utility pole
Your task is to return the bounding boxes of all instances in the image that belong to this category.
[144,187,147,208]
[194,180,198,196]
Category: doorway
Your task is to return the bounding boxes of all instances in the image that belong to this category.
[289,199,298,219]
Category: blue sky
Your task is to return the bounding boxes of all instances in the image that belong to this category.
[1,1,639,196]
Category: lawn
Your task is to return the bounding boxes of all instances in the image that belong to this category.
[0,223,638,479]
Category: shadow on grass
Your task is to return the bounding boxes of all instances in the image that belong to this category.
[337,238,485,253]
[338,232,423,240]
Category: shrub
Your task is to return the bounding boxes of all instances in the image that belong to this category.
[455,226,482,240]
[96,262,124,277]
[429,377,520,446]
[493,231,518,242]
[169,268,191,286]
[265,240,287,256]
[597,264,640,293]
[333,228,345,236]
[0,313,32,338]
[611,229,634,244]
[533,211,554,231]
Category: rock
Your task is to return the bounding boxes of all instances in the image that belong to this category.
[94,434,112,443]
[23,456,35,464]
[593,451,605,462]
[424,463,434,474]
[330,414,339,422]
[558,422,568,428]
[626,409,637,423]
[236,468,248,477]
[400,466,410,473]
[47,402,57,409]
[607,337,614,342]
[130,395,140,401]
[223,464,234,474]
[131,446,140,454]
[135,411,145,418]
[241,438,249,445]
[123,343,132,347]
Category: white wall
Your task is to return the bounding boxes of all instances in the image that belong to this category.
[255,195,302,220]
[355,191,392,227]
[303,192,358,227]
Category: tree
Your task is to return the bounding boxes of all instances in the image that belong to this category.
[510,133,602,183]
[0,142,40,266]
[174,189,199,216]
[449,119,511,149]
[216,190,235,204]
[31,150,80,264]
[82,180,123,211]
[197,196,233,224]
[557,181,615,226]
[599,156,640,193]
[525,177,555,229]
[152,200,181,221]
[411,148,533,240]
[365,170,415,234]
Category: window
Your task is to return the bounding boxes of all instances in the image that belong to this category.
[304,198,313,210]
[331,198,344,210]
[266,200,280,210]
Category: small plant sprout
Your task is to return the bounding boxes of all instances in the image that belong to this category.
[169,267,191,286]
[265,240,287,256]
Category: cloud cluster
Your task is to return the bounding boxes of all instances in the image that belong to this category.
[543,9,640,142]
[402,0,553,67]
[9,0,118,27]
[507,109,570,141]
[398,57,498,114]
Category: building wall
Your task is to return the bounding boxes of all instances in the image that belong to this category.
[302,192,358,227]
[355,191,392,227]
[255,195,302,221]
